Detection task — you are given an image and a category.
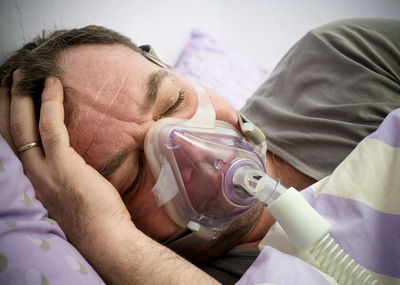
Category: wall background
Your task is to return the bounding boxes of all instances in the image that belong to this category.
[1,0,400,71]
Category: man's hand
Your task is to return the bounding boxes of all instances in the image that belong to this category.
[5,70,218,284]
[9,70,132,251]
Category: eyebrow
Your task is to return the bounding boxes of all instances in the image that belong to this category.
[98,147,131,180]
[140,69,169,113]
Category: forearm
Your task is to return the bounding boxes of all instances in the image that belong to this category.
[80,224,219,285]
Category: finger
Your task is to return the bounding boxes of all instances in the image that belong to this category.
[39,77,70,156]
[10,70,42,161]
[0,81,13,146]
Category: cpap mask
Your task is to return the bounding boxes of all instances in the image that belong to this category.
[144,78,267,250]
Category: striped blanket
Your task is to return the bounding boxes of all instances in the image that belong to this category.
[238,109,400,285]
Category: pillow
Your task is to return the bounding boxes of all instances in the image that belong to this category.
[174,30,269,110]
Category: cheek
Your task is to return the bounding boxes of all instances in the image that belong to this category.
[123,171,157,220]
[122,163,181,241]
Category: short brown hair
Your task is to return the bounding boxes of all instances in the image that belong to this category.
[0,25,144,120]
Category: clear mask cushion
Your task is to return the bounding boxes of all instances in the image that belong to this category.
[145,78,267,236]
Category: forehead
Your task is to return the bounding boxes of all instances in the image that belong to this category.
[60,44,152,98]
[59,44,160,169]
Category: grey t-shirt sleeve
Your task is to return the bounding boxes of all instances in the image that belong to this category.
[199,249,259,285]
[241,18,400,180]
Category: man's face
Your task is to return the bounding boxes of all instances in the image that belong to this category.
[60,44,241,242]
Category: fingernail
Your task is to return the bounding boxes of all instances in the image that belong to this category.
[45,77,55,87]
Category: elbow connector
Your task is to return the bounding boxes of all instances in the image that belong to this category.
[232,166,330,250]
[232,166,287,206]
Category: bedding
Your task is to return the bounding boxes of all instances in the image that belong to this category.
[237,108,400,285]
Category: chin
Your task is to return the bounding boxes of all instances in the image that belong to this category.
[178,204,264,264]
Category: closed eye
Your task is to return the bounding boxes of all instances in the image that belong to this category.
[161,90,185,117]
[123,153,144,197]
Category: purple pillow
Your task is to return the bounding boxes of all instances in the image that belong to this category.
[174,30,269,110]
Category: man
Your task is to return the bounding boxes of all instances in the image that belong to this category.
[0,25,287,284]
[1,25,284,257]
[0,18,399,284]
